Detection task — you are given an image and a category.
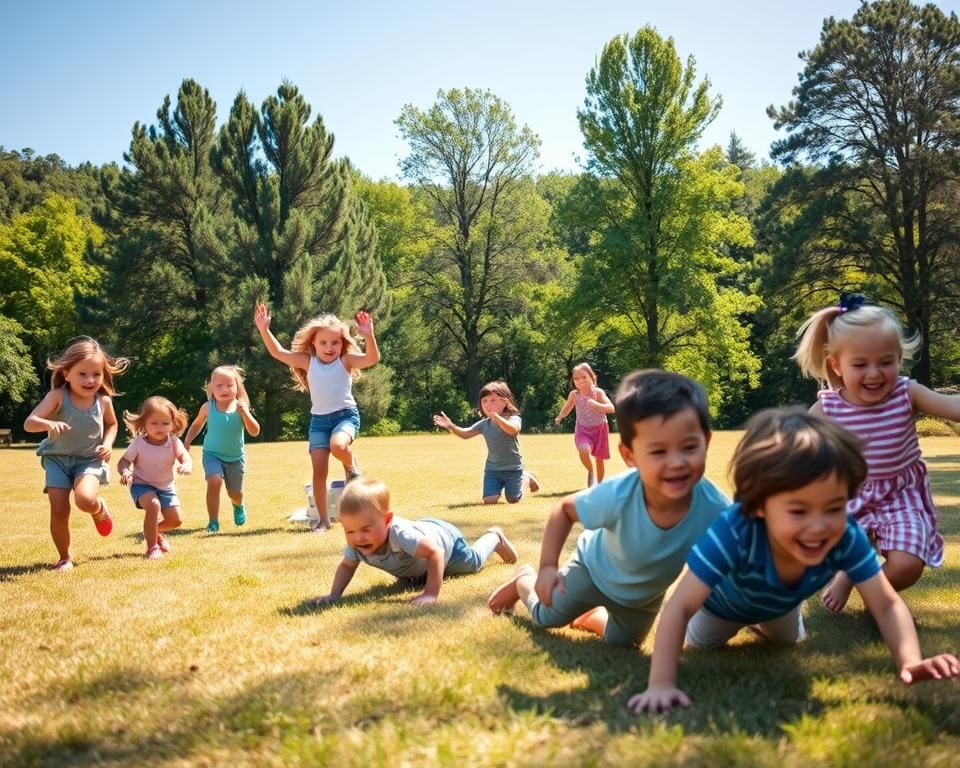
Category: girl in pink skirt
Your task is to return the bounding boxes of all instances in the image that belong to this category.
[554,363,615,487]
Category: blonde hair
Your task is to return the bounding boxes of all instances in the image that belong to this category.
[793,303,920,388]
[48,336,129,396]
[288,314,360,392]
[338,478,391,518]
[478,380,521,416]
[206,365,251,407]
[123,396,189,437]
[731,407,867,518]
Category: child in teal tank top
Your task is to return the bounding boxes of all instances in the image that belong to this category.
[184,366,260,533]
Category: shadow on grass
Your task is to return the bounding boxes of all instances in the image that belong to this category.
[279,581,411,616]
[0,561,50,581]
[209,526,287,538]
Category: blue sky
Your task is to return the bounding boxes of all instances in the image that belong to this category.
[2,0,958,179]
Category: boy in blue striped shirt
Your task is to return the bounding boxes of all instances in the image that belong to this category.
[629,408,959,714]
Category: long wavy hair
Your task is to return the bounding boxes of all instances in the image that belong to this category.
[288,314,360,391]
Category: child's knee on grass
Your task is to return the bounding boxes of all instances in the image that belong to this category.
[883,550,925,591]
[483,496,500,505]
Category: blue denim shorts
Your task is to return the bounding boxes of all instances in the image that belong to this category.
[482,468,523,500]
[41,455,108,491]
[202,453,245,493]
[130,483,181,510]
[308,407,360,451]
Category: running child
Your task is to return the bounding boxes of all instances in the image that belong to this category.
[628,408,959,714]
[254,303,379,531]
[24,336,129,570]
[118,396,192,559]
[184,366,260,533]
[554,362,615,487]
[311,478,519,606]
[487,370,728,647]
[794,292,960,611]
[433,380,540,504]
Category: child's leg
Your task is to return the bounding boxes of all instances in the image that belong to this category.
[685,608,745,648]
[140,491,162,550]
[206,475,223,526]
[329,432,357,481]
[570,606,608,637]
[882,550,925,591]
[48,487,72,564]
[576,447,593,486]
[483,469,504,505]
[488,564,537,613]
[310,448,332,529]
[158,505,183,533]
[752,606,805,644]
[594,458,606,484]
[451,527,517,574]
[73,474,106,519]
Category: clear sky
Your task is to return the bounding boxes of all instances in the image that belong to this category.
[2,0,958,179]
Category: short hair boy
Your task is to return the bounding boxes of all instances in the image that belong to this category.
[487,369,728,646]
[312,478,518,606]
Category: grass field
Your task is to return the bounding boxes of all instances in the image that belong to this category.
[1,433,958,767]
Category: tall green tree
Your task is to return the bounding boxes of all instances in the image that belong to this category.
[768,0,960,385]
[571,27,759,410]
[212,82,388,439]
[395,88,546,401]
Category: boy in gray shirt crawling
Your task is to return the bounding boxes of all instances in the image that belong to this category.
[311,478,519,606]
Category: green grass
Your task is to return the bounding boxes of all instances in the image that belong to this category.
[1,433,958,767]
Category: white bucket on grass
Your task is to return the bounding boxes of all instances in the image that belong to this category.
[305,480,344,524]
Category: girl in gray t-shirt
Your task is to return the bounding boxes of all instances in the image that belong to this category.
[433,380,539,504]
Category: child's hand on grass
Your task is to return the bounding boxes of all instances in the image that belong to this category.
[309,594,338,607]
[409,593,438,606]
[899,653,960,684]
[627,684,691,714]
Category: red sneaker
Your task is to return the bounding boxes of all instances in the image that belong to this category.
[93,498,113,537]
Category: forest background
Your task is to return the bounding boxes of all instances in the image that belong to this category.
[2,0,960,442]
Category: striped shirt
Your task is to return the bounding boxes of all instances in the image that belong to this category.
[819,377,920,479]
[687,505,880,623]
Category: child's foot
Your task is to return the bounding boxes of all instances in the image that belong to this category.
[346,460,362,484]
[145,545,163,560]
[92,498,113,536]
[206,520,220,534]
[487,526,518,564]
[488,564,535,614]
[156,534,171,553]
[570,605,609,637]
[525,471,540,493]
[52,558,74,572]
[311,520,333,533]
[233,503,246,526]
[820,571,853,613]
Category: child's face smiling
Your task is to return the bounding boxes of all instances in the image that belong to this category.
[313,328,344,363]
[341,508,392,555]
[144,411,174,444]
[572,369,595,395]
[758,472,849,581]
[619,407,709,512]
[64,357,104,400]
[211,373,238,404]
[827,329,902,406]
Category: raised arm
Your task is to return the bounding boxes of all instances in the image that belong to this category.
[183,402,209,450]
[856,571,960,684]
[628,569,712,713]
[432,412,480,440]
[254,303,311,369]
[410,538,445,605]
[909,381,960,422]
[535,496,580,606]
[554,391,577,425]
[344,311,380,372]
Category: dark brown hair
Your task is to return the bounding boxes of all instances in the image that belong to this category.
[477,380,520,416]
[732,407,867,517]
[614,370,709,445]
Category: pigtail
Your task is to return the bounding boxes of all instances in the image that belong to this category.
[793,306,842,386]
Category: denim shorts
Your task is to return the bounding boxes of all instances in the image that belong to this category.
[308,407,360,452]
[130,483,181,510]
[483,468,523,500]
[41,455,108,491]
[202,453,245,493]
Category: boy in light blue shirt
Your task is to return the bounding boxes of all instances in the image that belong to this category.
[488,370,728,646]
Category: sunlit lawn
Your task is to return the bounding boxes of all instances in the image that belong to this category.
[1,433,958,766]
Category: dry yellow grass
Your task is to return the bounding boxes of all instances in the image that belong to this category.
[0,433,958,767]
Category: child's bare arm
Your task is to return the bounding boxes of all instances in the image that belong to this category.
[344,311,380,371]
[236,400,260,437]
[254,303,311,369]
[183,403,209,449]
[312,558,360,604]
[628,569,711,713]
[588,388,615,414]
[490,411,520,436]
[433,412,479,439]
[554,391,577,425]
[117,455,134,486]
[410,538,445,605]
[857,571,960,684]
[175,440,193,475]
[909,381,960,422]
[535,496,579,605]
[97,396,118,459]
[24,389,67,434]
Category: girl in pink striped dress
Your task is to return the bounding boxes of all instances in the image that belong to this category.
[554,363,615,487]
[794,294,957,612]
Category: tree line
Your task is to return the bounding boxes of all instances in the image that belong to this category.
[2,0,958,440]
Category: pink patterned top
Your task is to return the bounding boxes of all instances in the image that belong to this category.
[574,388,608,428]
[818,376,921,479]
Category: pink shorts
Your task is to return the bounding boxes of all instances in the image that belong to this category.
[574,420,610,460]
[848,461,944,567]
